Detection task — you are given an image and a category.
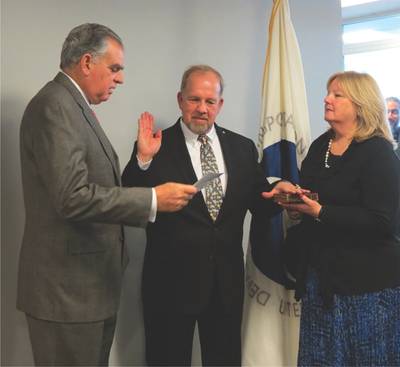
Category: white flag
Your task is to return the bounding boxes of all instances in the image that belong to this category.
[242,0,311,365]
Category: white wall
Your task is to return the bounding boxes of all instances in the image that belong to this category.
[1,0,343,365]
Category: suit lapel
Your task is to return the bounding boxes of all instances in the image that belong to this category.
[215,124,235,222]
[54,73,121,185]
[169,121,198,183]
[169,121,237,223]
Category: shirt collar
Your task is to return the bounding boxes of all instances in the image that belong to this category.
[61,70,91,107]
[179,118,217,146]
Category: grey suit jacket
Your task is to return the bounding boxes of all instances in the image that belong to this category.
[17,72,152,322]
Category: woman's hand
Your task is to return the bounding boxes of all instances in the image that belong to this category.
[280,193,322,219]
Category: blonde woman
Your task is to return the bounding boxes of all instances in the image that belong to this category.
[278,71,400,366]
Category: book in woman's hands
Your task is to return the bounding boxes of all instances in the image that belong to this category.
[273,192,319,203]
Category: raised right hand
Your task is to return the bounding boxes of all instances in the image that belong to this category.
[155,182,198,212]
[137,111,162,162]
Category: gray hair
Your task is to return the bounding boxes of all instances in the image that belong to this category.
[180,65,225,95]
[386,96,400,106]
[60,23,123,70]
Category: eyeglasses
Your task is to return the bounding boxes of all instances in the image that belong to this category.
[388,109,399,114]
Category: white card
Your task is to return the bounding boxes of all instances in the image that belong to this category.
[194,172,223,190]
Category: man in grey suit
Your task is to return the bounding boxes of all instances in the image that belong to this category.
[17,23,196,366]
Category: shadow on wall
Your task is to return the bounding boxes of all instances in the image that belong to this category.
[1,96,34,366]
[110,226,147,366]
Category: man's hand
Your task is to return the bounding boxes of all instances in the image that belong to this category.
[262,181,308,220]
[137,112,162,162]
[261,180,303,199]
[262,181,321,219]
[155,183,198,212]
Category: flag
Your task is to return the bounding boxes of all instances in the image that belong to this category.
[242,0,311,365]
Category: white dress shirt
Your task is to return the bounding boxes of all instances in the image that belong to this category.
[179,119,227,196]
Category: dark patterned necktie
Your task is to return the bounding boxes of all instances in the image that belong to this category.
[198,134,223,221]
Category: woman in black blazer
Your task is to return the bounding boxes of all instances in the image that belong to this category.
[278,71,400,366]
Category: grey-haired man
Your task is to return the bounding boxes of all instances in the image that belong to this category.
[17,23,196,366]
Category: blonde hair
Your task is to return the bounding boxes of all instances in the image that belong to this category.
[327,71,392,142]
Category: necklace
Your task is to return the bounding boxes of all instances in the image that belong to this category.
[324,138,333,168]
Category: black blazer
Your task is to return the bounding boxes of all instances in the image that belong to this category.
[289,131,400,302]
[122,121,278,315]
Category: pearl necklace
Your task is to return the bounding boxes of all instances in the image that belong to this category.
[324,138,333,168]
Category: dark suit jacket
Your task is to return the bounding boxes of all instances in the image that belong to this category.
[122,121,278,315]
[17,72,152,322]
[289,132,400,302]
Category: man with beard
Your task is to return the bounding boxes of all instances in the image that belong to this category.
[122,65,294,366]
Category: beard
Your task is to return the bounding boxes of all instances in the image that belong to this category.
[185,119,213,135]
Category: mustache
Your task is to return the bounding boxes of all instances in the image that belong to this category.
[192,114,208,119]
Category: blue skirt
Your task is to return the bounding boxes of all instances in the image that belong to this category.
[298,270,400,366]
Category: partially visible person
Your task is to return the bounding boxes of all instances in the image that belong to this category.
[17,23,196,367]
[272,71,400,366]
[386,96,400,142]
[396,142,400,158]
[122,65,295,366]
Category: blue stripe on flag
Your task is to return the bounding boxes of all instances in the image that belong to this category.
[250,139,299,287]
[263,139,299,181]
